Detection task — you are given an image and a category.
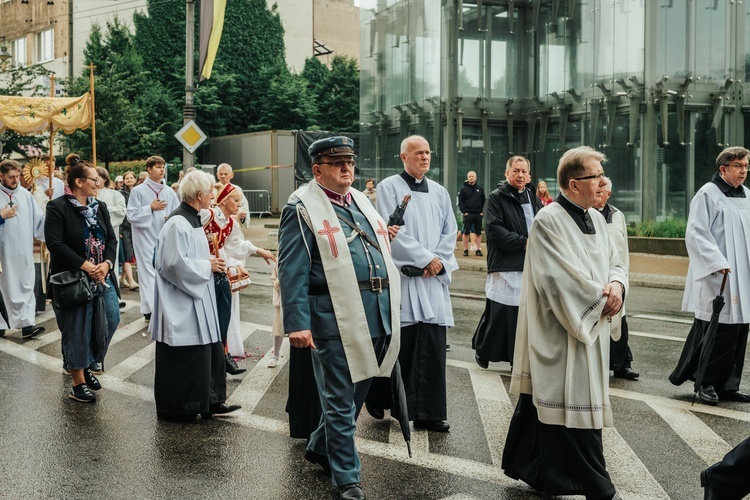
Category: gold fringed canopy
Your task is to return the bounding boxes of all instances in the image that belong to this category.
[0,93,92,135]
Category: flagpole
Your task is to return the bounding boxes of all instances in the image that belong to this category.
[88,62,97,167]
[48,74,55,199]
[184,0,196,171]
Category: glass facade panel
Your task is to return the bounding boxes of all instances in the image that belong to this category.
[693,0,729,83]
[655,1,689,79]
[656,112,688,220]
[361,0,750,223]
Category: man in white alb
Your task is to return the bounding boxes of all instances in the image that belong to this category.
[502,146,626,500]
[0,160,46,339]
[126,156,180,322]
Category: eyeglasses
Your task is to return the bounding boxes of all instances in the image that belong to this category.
[573,171,605,181]
[724,163,749,171]
[85,176,101,185]
[318,159,355,168]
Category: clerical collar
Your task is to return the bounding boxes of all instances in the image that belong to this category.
[400,170,429,193]
[597,203,612,223]
[712,172,746,198]
[170,202,202,228]
[557,193,596,234]
[317,182,352,207]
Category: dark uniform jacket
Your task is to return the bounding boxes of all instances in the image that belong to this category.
[278,197,392,341]
[484,182,543,273]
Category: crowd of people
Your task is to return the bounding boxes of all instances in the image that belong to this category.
[2,139,750,499]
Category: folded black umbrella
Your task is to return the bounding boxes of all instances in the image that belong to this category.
[91,282,111,363]
[693,272,729,405]
[387,194,411,227]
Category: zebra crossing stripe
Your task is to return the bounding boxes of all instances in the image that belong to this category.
[645,404,731,465]
[226,326,289,413]
[105,342,156,380]
[602,427,670,499]
[468,368,512,466]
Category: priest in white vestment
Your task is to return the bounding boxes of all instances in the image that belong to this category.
[595,177,640,380]
[126,156,180,322]
[375,135,457,433]
[670,146,750,405]
[502,146,627,500]
[151,170,240,421]
[0,160,46,339]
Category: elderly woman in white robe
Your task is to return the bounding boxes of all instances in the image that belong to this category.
[151,170,241,421]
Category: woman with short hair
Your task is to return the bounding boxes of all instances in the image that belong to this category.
[151,170,240,421]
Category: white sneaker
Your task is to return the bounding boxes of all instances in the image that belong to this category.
[469,245,477,252]
[267,356,279,368]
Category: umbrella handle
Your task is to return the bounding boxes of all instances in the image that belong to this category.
[720,271,729,295]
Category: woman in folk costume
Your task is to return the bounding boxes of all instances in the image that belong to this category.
[201,183,275,373]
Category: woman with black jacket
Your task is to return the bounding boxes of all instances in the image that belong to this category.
[472,156,543,369]
[45,154,121,403]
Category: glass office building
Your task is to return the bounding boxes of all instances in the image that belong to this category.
[359,0,749,222]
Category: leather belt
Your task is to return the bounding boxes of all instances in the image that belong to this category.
[309,277,389,296]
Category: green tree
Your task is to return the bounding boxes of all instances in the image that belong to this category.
[133,0,287,138]
[0,64,54,159]
[64,19,180,166]
[254,60,317,131]
[317,55,360,133]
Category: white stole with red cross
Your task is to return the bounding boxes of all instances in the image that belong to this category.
[297,181,401,383]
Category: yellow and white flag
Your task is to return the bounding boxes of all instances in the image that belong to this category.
[198,0,227,81]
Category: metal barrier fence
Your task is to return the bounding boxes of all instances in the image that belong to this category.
[243,190,272,218]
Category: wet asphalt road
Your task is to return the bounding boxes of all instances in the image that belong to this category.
[1,263,749,500]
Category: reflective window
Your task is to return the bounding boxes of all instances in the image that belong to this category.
[694,0,729,83]
[655,1,688,79]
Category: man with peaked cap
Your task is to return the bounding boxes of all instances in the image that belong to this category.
[278,136,402,500]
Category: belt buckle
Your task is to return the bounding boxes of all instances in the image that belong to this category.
[370,277,384,293]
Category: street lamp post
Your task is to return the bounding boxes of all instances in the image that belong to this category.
[183,0,196,171]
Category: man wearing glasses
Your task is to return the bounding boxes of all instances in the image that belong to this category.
[279,136,401,500]
[502,146,627,500]
[670,146,750,406]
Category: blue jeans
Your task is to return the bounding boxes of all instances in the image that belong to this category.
[56,278,120,370]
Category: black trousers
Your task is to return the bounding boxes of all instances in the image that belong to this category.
[399,322,447,421]
[214,274,231,346]
[669,319,749,392]
[610,316,633,371]
[704,435,750,499]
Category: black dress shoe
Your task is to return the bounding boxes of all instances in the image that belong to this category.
[0,329,5,337]
[475,354,489,369]
[201,403,240,418]
[414,420,450,432]
[21,325,44,339]
[338,483,365,500]
[612,367,639,380]
[119,301,126,309]
[157,412,197,422]
[225,354,247,375]
[701,468,718,500]
[718,390,750,402]
[304,449,331,473]
[365,404,385,419]
[698,385,720,405]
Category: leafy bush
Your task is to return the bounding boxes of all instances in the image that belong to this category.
[627,218,687,238]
